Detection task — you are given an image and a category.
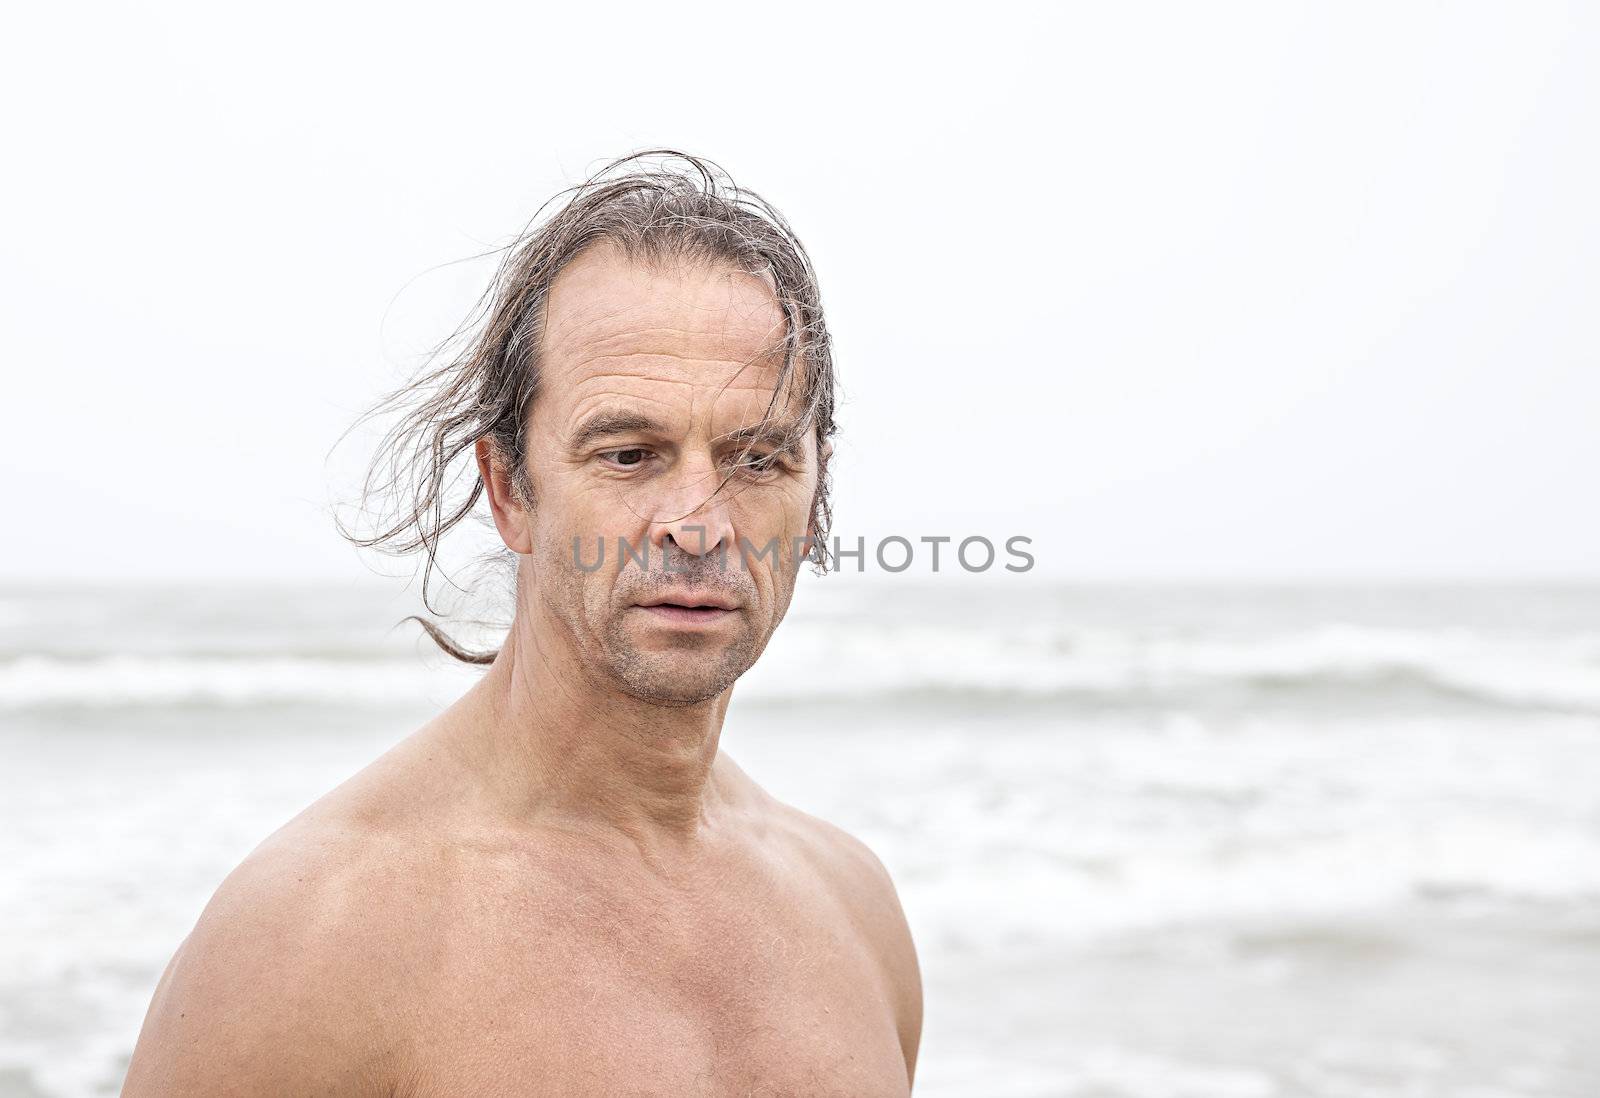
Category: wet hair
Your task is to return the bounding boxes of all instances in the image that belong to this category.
[336,150,836,663]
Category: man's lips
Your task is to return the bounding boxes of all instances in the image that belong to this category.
[634,592,740,611]
[637,604,734,625]
[633,593,742,626]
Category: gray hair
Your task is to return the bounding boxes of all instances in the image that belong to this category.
[337,150,837,663]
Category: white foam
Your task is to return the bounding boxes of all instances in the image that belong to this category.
[0,654,475,710]
[4,611,1597,714]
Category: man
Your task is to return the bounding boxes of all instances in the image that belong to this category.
[122,152,922,1096]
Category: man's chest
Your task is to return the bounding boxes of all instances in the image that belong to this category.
[391,868,911,1096]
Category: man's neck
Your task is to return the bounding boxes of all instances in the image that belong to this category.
[449,606,737,855]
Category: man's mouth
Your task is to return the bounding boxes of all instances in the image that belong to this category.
[634,593,741,626]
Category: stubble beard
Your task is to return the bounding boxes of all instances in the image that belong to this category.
[602,620,758,706]
[534,532,770,707]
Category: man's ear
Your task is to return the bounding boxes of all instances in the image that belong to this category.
[475,437,533,555]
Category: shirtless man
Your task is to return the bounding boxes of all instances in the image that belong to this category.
[122,152,922,1096]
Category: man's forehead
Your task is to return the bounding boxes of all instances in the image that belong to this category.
[542,245,789,373]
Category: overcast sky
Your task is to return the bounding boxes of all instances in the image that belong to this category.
[2,2,1596,584]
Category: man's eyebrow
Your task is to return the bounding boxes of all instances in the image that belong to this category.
[568,410,670,451]
[717,420,808,453]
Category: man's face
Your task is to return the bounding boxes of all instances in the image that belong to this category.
[496,244,820,705]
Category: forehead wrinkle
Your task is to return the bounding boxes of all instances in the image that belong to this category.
[566,388,686,427]
[560,362,785,425]
[557,359,787,425]
[547,317,786,378]
[559,340,788,395]
[543,268,788,368]
[569,351,780,374]
[559,371,800,448]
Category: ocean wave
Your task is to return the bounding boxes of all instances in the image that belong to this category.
[743,620,1600,714]
[0,654,472,710]
[1,622,1596,713]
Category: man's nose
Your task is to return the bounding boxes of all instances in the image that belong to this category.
[645,461,735,561]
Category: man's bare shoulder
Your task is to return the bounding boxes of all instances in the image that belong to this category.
[121,727,469,1096]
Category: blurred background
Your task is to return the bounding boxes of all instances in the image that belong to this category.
[2,3,1597,1096]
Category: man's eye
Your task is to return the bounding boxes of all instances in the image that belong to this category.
[735,451,782,475]
[603,448,649,468]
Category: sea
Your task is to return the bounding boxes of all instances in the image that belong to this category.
[2,579,1597,1097]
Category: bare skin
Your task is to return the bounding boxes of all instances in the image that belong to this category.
[122,246,921,1097]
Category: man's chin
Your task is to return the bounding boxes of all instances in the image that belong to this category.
[604,647,750,707]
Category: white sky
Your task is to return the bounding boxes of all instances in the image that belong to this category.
[2,2,1596,583]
